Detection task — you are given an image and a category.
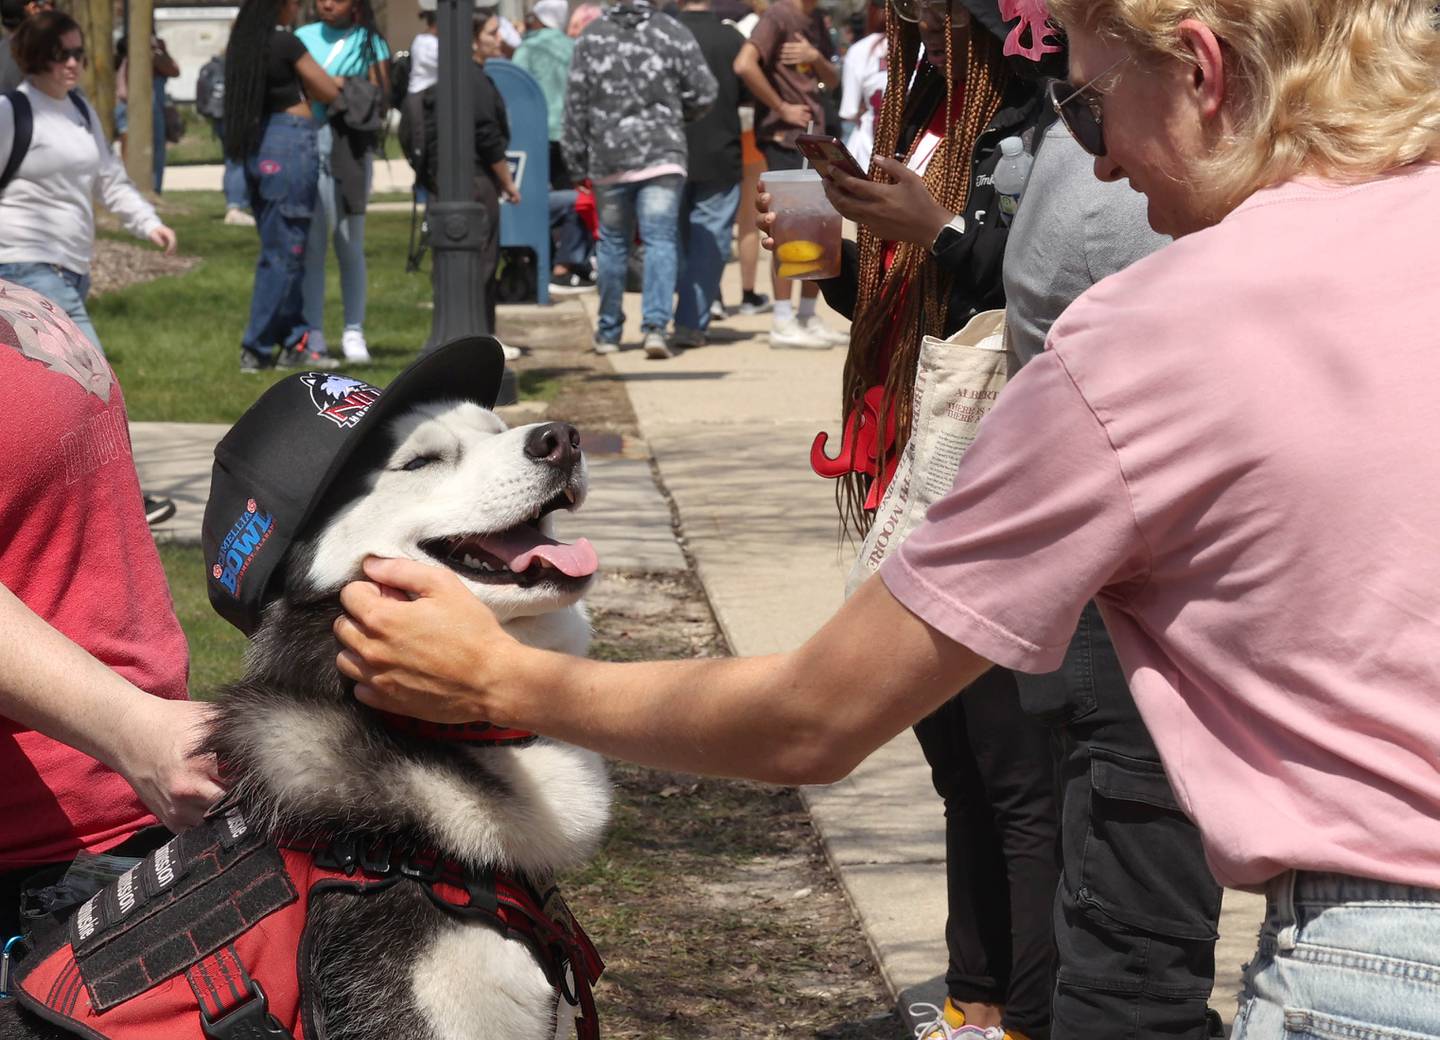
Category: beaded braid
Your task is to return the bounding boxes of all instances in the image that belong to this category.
[836,12,1009,537]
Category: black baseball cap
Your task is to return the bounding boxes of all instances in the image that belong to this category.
[202,337,506,635]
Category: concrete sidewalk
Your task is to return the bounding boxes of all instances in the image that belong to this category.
[163,159,415,196]
[587,258,1266,1035]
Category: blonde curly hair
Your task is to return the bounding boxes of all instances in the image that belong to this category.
[1045,0,1440,209]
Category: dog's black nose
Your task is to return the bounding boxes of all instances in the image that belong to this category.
[524,422,581,469]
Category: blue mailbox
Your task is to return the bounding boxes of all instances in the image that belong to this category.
[486,59,551,305]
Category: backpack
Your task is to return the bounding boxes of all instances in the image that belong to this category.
[388,48,411,111]
[396,85,434,194]
[195,55,225,121]
[0,89,92,196]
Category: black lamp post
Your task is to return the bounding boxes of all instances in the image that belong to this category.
[424,0,518,404]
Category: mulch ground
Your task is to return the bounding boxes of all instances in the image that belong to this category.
[573,571,902,1040]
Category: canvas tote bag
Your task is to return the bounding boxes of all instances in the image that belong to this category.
[846,309,1010,597]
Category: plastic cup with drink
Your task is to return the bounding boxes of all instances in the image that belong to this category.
[764,169,843,281]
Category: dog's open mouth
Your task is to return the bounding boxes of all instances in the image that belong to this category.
[421,495,597,589]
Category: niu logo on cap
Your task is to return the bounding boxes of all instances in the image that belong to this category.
[212,496,275,596]
[302,374,381,429]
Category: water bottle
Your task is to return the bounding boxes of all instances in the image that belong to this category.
[993,136,1034,226]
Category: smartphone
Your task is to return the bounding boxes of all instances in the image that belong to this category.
[794,134,868,180]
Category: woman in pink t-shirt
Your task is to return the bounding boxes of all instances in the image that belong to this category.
[333,2,1440,1033]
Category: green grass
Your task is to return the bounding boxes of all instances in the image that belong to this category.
[156,543,249,700]
[167,106,224,166]
[96,191,440,423]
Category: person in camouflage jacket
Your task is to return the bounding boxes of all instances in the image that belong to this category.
[562,0,718,358]
[562,0,717,182]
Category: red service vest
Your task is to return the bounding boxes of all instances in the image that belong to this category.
[8,809,603,1040]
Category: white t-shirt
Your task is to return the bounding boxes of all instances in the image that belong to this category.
[407,32,439,94]
[0,83,161,275]
[840,32,887,172]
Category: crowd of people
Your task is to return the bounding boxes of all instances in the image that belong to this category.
[4,0,1440,1038]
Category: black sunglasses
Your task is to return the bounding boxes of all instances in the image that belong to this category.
[1048,55,1128,158]
[53,45,86,64]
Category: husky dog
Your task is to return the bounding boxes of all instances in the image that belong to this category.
[0,401,611,1040]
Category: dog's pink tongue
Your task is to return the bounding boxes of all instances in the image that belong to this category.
[479,527,599,577]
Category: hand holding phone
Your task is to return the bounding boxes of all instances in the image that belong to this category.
[794,134,867,181]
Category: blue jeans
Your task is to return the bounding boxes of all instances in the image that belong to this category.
[302,123,371,341]
[1232,872,1440,1038]
[675,180,740,333]
[550,189,591,271]
[211,119,249,211]
[595,173,683,343]
[0,262,99,351]
[242,114,318,356]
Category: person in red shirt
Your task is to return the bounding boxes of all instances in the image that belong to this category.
[0,279,223,939]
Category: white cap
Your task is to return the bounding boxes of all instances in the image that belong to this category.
[1000,136,1024,157]
[531,0,568,29]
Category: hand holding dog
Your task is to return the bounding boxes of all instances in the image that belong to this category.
[336,557,519,725]
[115,698,226,832]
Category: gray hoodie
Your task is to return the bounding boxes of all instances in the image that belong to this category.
[562,1,718,182]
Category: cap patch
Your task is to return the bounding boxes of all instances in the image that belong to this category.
[213,497,276,596]
[303,373,381,428]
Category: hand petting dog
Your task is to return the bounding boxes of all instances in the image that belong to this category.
[336,556,519,725]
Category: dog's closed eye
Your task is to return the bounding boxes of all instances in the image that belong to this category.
[400,455,440,472]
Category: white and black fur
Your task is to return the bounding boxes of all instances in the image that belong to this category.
[0,402,612,1040]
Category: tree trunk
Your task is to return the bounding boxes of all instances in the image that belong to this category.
[70,0,116,141]
[125,0,153,193]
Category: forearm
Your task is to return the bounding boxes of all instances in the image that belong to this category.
[736,61,786,114]
[492,579,990,785]
[815,56,839,91]
[489,158,517,194]
[0,583,161,770]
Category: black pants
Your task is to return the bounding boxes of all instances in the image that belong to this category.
[914,667,1059,1040]
[1017,603,1223,1039]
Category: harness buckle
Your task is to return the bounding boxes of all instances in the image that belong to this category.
[199,980,292,1040]
[400,850,443,883]
[313,836,358,875]
[360,843,395,877]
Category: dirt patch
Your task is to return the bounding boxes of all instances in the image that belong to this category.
[567,571,902,1039]
[496,302,640,440]
[88,238,200,298]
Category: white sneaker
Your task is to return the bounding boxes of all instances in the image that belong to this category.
[909,1001,1004,1040]
[768,316,831,350]
[340,328,372,364]
[672,326,705,349]
[592,338,619,355]
[642,331,675,359]
[223,207,255,226]
[501,343,522,361]
[801,313,850,347]
[709,298,727,321]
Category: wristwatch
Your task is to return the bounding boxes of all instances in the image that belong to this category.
[930,214,966,256]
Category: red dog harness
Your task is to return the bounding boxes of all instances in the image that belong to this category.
[9,809,603,1040]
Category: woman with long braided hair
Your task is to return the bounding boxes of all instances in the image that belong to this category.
[223,0,340,373]
[761,3,1060,1037]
